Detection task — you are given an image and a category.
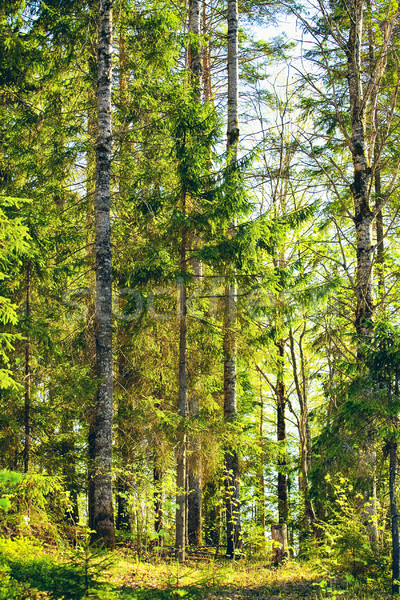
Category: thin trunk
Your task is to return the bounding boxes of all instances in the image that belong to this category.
[91,0,115,548]
[202,0,212,103]
[288,328,315,530]
[176,222,188,561]
[24,262,31,474]
[390,435,399,594]
[115,320,131,532]
[154,464,163,538]
[188,449,202,545]
[276,339,288,524]
[61,415,79,527]
[224,0,241,560]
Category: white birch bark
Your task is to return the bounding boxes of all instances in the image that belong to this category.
[92,0,115,548]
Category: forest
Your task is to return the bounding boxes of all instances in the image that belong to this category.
[1,0,400,598]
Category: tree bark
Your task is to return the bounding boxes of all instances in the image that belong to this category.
[346,0,373,348]
[189,0,202,96]
[346,0,380,547]
[91,0,115,549]
[224,0,240,560]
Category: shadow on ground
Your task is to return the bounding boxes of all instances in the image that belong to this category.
[118,578,322,600]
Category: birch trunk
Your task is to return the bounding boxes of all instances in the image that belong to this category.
[224,0,240,559]
[91,0,115,548]
[189,0,202,96]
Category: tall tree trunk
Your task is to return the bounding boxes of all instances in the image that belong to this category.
[91,0,115,549]
[346,0,373,348]
[276,339,288,524]
[224,0,240,560]
[24,262,31,474]
[346,0,379,547]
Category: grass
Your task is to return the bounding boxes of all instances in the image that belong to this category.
[0,539,394,600]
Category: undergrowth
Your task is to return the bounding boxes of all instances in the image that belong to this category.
[0,538,394,600]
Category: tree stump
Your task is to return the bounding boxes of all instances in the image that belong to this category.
[271,524,288,565]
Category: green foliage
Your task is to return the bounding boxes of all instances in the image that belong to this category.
[0,472,70,541]
[0,470,22,512]
[0,562,31,600]
[315,476,379,576]
[0,534,114,599]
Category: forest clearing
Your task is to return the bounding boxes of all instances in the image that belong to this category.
[2,0,400,597]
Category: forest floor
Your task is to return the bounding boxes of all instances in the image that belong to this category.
[108,556,389,600]
[0,539,393,600]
